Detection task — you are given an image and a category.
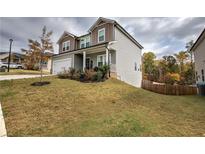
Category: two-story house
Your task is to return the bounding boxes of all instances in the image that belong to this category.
[52,17,143,87]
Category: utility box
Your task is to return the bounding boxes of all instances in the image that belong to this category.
[197,84,205,96]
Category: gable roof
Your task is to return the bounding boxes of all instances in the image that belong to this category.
[0,53,9,60]
[58,17,143,49]
[89,17,143,49]
[190,28,205,51]
[88,17,115,32]
[57,31,77,44]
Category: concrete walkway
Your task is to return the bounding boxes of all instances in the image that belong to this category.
[0,75,51,81]
[0,102,7,137]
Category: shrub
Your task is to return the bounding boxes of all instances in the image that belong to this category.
[91,71,103,82]
[164,73,180,85]
[68,67,76,79]
[96,71,103,82]
[93,66,98,72]
[58,65,110,82]
[58,68,78,79]
[57,69,69,79]
[84,69,97,81]
[98,65,110,79]
[73,69,81,80]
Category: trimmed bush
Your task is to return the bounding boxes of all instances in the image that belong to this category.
[57,65,110,82]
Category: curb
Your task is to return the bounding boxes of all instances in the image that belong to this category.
[0,101,7,137]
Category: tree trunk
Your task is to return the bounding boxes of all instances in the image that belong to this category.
[40,51,43,83]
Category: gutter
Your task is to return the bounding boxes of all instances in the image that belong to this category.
[53,42,109,57]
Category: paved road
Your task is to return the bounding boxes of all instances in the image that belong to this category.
[0,75,51,81]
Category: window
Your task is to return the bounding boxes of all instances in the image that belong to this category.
[80,38,85,48]
[80,36,90,48]
[86,58,90,69]
[134,62,137,71]
[97,55,106,67]
[196,71,198,81]
[98,28,105,43]
[202,69,205,82]
[62,41,70,51]
[85,36,90,47]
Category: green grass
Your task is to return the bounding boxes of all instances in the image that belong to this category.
[0,77,205,136]
[0,69,49,75]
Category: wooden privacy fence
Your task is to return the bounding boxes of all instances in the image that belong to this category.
[142,80,197,95]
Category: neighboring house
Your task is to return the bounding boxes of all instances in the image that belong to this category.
[0,52,25,64]
[42,52,53,73]
[190,28,205,85]
[52,17,143,87]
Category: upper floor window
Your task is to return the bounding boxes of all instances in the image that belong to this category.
[86,36,90,47]
[62,41,70,51]
[80,36,90,48]
[80,38,85,48]
[98,28,105,43]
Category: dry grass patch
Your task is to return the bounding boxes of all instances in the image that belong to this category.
[0,76,205,136]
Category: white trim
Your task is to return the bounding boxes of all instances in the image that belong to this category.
[109,53,112,64]
[106,48,109,64]
[98,28,105,43]
[72,54,75,68]
[52,58,72,63]
[83,51,86,71]
[62,40,70,52]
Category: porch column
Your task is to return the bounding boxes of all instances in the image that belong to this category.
[83,51,86,71]
[106,48,109,65]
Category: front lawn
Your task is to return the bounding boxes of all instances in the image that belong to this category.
[0,77,205,136]
[0,69,49,75]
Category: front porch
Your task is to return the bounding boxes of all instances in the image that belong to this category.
[73,43,116,74]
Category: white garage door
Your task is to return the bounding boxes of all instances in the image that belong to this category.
[53,58,72,75]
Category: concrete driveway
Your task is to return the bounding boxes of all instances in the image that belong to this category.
[0,75,51,81]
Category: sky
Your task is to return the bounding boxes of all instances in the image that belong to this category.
[0,17,205,58]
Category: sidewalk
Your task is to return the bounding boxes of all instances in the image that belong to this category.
[0,74,51,81]
[0,102,7,137]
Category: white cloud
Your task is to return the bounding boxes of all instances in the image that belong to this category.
[1,17,205,57]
